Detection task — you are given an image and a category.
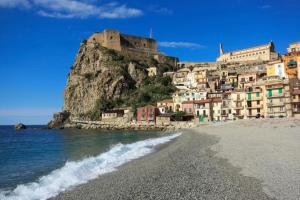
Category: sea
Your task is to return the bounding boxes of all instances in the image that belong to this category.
[0,125,180,200]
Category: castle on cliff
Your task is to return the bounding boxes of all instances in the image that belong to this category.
[87,29,178,66]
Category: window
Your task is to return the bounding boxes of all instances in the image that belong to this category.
[257,100,260,105]
[257,108,261,113]
[203,110,206,116]
[256,92,260,97]
[249,77,253,81]
[189,108,192,113]
[110,36,113,40]
[268,89,272,97]
[278,88,283,94]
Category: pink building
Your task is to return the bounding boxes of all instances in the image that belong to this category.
[182,101,195,115]
[136,105,159,125]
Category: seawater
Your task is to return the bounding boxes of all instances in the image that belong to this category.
[0,125,180,200]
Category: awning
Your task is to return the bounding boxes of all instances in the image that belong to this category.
[288,61,297,65]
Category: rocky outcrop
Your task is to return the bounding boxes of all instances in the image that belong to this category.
[47,111,70,129]
[15,123,26,130]
[63,41,150,118]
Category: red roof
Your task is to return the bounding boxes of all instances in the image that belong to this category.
[182,99,211,104]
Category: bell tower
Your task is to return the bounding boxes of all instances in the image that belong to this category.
[220,43,224,56]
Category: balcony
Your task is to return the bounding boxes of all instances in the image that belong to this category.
[247,104,263,109]
[267,93,284,98]
[247,96,262,101]
[267,102,285,107]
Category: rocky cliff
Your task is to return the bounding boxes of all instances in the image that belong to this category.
[61,40,175,121]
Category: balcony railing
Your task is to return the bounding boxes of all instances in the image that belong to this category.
[267,93,284,98]
[247,104,263,109]
[267,102,285,107]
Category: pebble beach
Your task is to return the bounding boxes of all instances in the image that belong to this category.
[53,118,300,200]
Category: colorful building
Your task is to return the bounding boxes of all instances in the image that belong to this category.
[266,60,287,78]
[282,52,299,79]
[260,77,292,118]
[245,86,264,118]
[136,105,159,125]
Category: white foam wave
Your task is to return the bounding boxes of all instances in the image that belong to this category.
[0,133,181,200]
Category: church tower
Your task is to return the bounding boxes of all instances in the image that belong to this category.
[220,43,224,56]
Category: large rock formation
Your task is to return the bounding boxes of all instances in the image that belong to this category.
[62,40,171,120]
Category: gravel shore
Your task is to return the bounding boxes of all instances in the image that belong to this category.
[204,118,300,200]
[53,126,276,200]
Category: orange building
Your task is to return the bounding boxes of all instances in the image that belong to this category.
[282,52,300,79]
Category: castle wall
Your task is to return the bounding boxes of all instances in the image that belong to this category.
[87,30,121,51]
[120,34,157,53]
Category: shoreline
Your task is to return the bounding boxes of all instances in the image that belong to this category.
[52,128,273,200]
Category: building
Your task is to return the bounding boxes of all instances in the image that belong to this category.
[192,68,208,84]
[244,86,264,119]
[194,99,213,122]
[266,60,287,78]
[211,98,222,121]
[173,68,192,87]
[147,67,158,77]
[217,42,279,63]
[238,72,258,90]
[101,108,133,123]
[88,29,157,53]
[230,90,246,119]
[182,101,195,115]
[289,79,300,118]
[87,29,178,65]
[287,41,300,53]
[282,52,300,79]
[136,105,159,125]
[157,99,174,113]
[221,92,233,121]
[260,76,292,118]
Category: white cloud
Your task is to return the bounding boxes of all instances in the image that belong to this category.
[0,0,31,8]
[158,41,205,49]
[0,0,143,19]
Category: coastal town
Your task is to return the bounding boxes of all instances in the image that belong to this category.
[50,29,300,130]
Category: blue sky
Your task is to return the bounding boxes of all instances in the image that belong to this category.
[0,0,299,125]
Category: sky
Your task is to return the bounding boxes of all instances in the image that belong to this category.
[0,0,300,125]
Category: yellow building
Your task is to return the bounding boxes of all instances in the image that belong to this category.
[266,60,287,78]
[258,76,292,118]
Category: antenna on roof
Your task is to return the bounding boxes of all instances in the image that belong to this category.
[149,28,153,39]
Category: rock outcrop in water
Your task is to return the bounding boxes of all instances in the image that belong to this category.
[14,123,26,130]
[49,35,177,128]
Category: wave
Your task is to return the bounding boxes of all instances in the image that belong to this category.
[0,133,181,200]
